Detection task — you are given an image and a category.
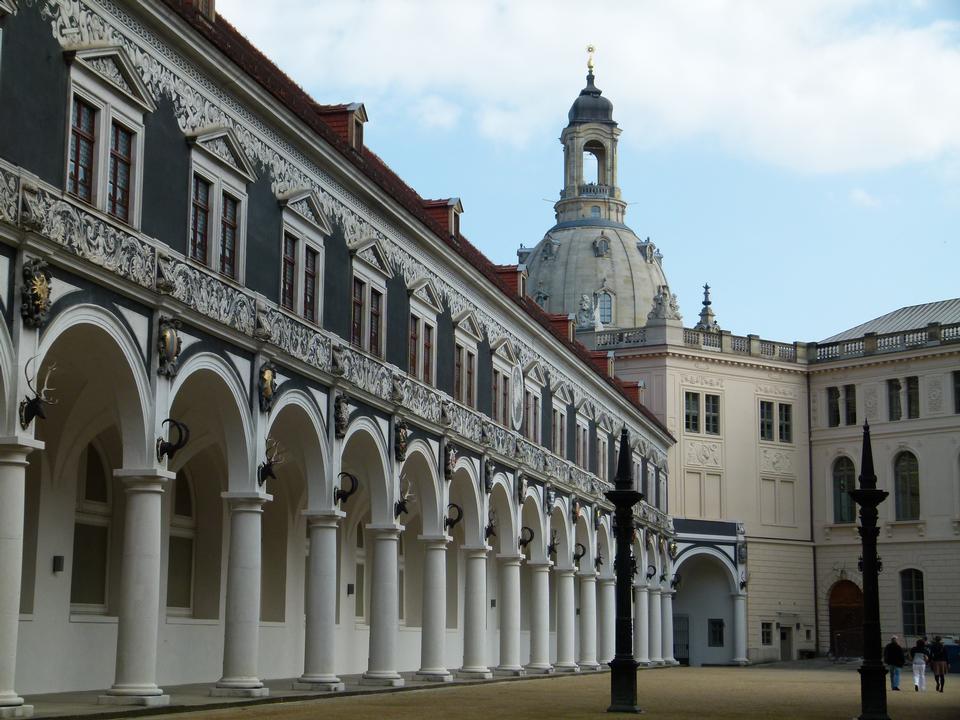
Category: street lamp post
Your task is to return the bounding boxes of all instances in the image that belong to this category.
[849,421,890,720]
[606,427,643,713]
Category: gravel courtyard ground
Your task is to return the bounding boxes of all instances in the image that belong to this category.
[141,662,958,720]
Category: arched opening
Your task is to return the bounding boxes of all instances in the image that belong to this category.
[832,457,856,523]
[598,292,612,324]
[671,551,737,666]
[828,580,863,658]
[582,140,606,186]
[519,494,546,648]
[894,451,919,521]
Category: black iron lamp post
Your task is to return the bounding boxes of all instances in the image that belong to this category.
[605,427,643,713]
[849,421,890,720]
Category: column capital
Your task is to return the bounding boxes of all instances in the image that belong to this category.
[365,523,403,538]
[526,560,553,570]
[461,545,489,558]
[0,435,44,464]
[221,491,272,511]
[418,534,452,546]
[303,510,344,528]
[553,566,577,577]
[497,553,524,565]
[633,583,649,593]
[115,468,175,494]
[598,576,616,586]
[648,586,661,595]
[577,569,598,580]
[731,591,747,599]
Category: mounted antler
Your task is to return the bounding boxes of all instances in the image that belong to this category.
[547,529,559,557]
[444,503,463,531]
[484,509,497,540]
[334,471,359,507]
[670,573,682,590]
[19,356,58,429]
[156,418,190,462]
[646,564,657,581]
[394,473,415,518]
[257,437,285,487]
[595,549,603,570]
[518,526,534,550]
[574,542,587,563]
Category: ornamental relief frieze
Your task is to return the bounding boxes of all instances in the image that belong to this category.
[863,385,878,421]
[0,166,18,224]
[756,383,798,399]
[684,439,722,468]
[156,253,254,333]
[25,0,657,458]
[760,447,794,475]
[680,373,723,388]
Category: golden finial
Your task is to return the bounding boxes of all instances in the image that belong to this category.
[587,44,595,73]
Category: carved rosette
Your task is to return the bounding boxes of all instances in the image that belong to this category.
[258,361,278,412]
[156,317,182,378]
[20,257,52,329]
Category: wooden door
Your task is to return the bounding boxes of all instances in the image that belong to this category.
[828,580,863,658]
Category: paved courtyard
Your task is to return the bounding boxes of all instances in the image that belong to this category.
[28,661,958,720]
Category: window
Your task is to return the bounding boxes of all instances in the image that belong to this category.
[906,376,919,419]
[778,403,793,443]
[827,387,840,427]
[832,457,856,524]
[167,471,196,614]
[893,451,919,521]
[492,367,512,427]
[466,351,475,407]
[409,314,419,377]
[303,247,319,323]
[844,385,856,426]
[422,324,433,386]
[953,371,960,414]
[349,255,388,356]
[590,205,601,218]
[684,391,700,433]
[369,290,382,357]
[351,278,364,347]
[492,370,503,425]
[454,345,463,402]
[68,96,97,202]
[524,389,541,443]
[759,400,774,441]
[190,174,211,264]
[761,623,773,646]
[354,524,366,620]
[552,408,567,457]
[597,435,608,481]
[887,379,902,421]
[281,233,297,310]
[107,122,133,221]
[708,619,725,647]
[219,192,239,278]
[900,569,925,636]
[576,422,589,469]
[70,444,112,612]
[704,394,720,435]
[398,535,405,622]
[598,292,612,324]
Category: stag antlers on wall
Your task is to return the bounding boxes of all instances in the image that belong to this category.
[19,355,57,429]
[156,418,190,462]
[257,437,285,487]
[394,474,415,518]
[334,471,358,507]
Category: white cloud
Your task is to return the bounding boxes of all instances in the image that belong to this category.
[217,0,960,174]
[849,187,881,207]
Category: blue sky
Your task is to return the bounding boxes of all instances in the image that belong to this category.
[218,0,960,342]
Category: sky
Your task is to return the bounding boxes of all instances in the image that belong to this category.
[217,0,960,342]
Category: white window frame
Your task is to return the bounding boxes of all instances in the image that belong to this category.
[65,55,149,228]
[354,521,368,624]
[71,443,113,616]
[597,433,609,482]
[351,260,387,358]
[575,419,589,469]
[279,210,326,325]
[552,406,567,459]
[166,470,197,617]
[453,312,482,407]
[187,147,249,283]
[408,285,439,386]
[491,341,517,428]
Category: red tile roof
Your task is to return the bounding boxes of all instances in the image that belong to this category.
[160,0,673,441]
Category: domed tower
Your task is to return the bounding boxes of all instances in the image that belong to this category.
[522,51,670,331]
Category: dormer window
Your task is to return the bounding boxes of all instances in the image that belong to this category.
[187,128,256,281]
[64,47,155,228]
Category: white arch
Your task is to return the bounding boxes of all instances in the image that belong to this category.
[548,501,573,568]
[268,388,329,509]
[596,516,614,579]
[171,351,254,489]
[520,490,547,562]
[401,438,442,536]
[0,314,15,436]
[674,545,739,593]
[451,455,483,546]
[488,473,517,554]
[341,414,392,525]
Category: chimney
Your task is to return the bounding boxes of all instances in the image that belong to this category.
[493,264,528,299]
[421,198,463,238]
[546,313,575,342]
[622,380,645,407]
[314,103,368,151]
[589,350,615,378]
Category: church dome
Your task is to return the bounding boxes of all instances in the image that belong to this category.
[568,72,615,125]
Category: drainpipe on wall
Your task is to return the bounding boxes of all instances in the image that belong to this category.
[807,369,820,656]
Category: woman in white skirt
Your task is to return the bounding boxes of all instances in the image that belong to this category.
[910,638,931,691]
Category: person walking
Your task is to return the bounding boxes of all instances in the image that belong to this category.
[911,638,931,692]
[929,636,948,693]
[883,636,905,691]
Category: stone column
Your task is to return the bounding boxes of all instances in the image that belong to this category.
[648,586,663,665]
[100,470,174,706]
[633,584,649,665]
[577,571,599,670]
[733,592,749,665]
[525,562,553,674]
[495,555,524,676]
[361,526,403,686]
[457,547,492,679]
[554,568,579,672]
[661,588,676,665]
[416,536,451,682]
[598,577,615,664]
[213,493,270,697]
[294,514,344,691]
[0,439,41,718]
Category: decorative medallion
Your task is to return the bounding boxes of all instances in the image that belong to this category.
[571,497,582,522]
[510,362,524,431]
[258,361,278,413]
[156,317,182,378]
[20,258,52,329]
[394,419,408,462]
[668,540,678,559]
[334,392,349,439]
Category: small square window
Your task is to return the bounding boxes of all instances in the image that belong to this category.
[761,622,772,646]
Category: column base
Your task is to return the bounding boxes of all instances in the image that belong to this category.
[732,658,750,666]
[648,659,664,666]
[415,670,453,683]
[525,664,555,675]
[210,686,269,698]
[0,706,33,719]
[97,694,169,707]
[359,672,404,687]
[292,679,345,692]
[636,660,650,668]
[554,662,581,673]
[578,661,601,672]
[494,666,526,677]
[456,668,493,680]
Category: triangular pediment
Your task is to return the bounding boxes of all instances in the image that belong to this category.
[552,380,575,406]
[453,310,483,343]
[523,359,547,386]
[410,277,443,314]
[190,127,257,182]
[68,47,156,113]
[349,237,392,278]
[491,337,519,365]
[280,189,332,235]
